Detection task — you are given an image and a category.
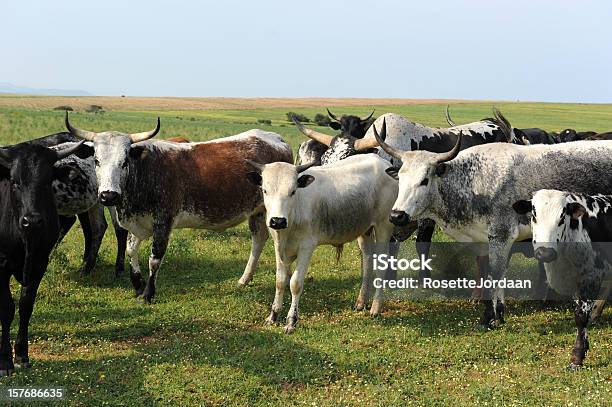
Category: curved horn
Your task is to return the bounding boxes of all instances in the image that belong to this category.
[55,140,86,160]
[130,117,161,143]
[65,112,96,141]
[372,118,403,159]
[361,110,375,123]
[436,131,462,163]
[354,137,380,151]
[492,108,513,143]
[445,105,457,127]
[296,161,316,173]
[326,108,341,122]
[245,159,265,172]
[291,114,333,146]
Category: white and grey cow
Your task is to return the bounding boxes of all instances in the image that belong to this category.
[65,115,293,302]
[373,122,612,327]
[513,190,610,369]
[246,154,398,332]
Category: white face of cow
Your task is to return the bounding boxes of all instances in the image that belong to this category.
[513,189,587,263]
[387,151,443,226]
[91,133,133,205]
[247,162,314,230]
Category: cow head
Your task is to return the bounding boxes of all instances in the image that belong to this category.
[373,118,462,226]
[513,190,588,263]
[0,141,86,235]
[559,129,582,143]
[245,160,315,230]
[65,113,160,206]
[292,110,379,165]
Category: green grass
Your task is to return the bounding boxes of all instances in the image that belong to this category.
[0,100,611,406]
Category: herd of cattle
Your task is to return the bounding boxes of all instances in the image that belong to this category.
[0,107,610,377]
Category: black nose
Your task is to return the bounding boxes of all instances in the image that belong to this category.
[99,191,120,206]
[389,210,410,226]
[269,217,288,230]
[534,247,558,263]
[20,213,42,230]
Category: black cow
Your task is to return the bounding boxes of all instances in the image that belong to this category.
[558,129,597,143]
[3,133,128,275]
[0,141,85,376]
[514,128,558,145]
[585,132,612,141]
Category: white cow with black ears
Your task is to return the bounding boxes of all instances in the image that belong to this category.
[246,154,398,333]
[513,189,610,369]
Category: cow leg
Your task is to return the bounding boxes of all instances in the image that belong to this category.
[569,297,594,369]
[57,215,77,246]
[415,218,436,281]
[266,242,291,326]
[79,205,107,275]
[13,279,41,370]
[142,222,172,303]
[0,276,15,376]
[127,234,146,297]
[481,232,514,327]
[109,207,127,276]
[285,245,315,334]
[355,233,375,311]
[370,224,395,316]
[472,255,489,301]
[238,211,269,287]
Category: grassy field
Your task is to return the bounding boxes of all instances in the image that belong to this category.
[0,97,611,406]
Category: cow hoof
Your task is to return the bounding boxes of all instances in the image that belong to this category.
[14,356,31,369]
[0,368,14,377]
[354,302,365,311]
[236,279,252,288]
[79,265,93,276]
[284,325,296,334]
[369,302,383,316]
[0,360,14,376]
[115,266,125,277]
[264,311,278,326]
[567,362,582,371]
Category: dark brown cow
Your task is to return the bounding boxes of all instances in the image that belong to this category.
[65,115,293,302]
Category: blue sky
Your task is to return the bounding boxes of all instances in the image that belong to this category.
[2,0,611,102]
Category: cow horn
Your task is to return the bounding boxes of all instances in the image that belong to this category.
[296,161,317,173]
[361,110,375,123]
[445,105,457,127]
[291,114,333,146]
[326,108,341,122]
[130,117,161,143]
[55,140,86,160]
[372,118,402,159]
[436,131,462,163]
[354,137,380,151]
[65,112,96,141]
[245,159,265,172]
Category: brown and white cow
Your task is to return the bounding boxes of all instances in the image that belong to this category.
[65,115,293,302]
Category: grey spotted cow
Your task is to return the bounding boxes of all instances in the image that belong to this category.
[373,122,612,328]
[513,190,610,369]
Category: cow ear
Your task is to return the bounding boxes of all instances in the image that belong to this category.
[54,164,79,183]
[385,167,399,180]
[246,171,262,186]
[73,143,94,159]
[297,174,315,188]
[330,122,341,130]
[435,163,448,177]
[129,145,149,160]
[512,200,532,215]
[566,202,586,220]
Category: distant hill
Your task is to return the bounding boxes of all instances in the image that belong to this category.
[0,82,92,96]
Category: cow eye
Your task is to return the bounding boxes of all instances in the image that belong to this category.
[290,190,296,196]
[94,158,100,167]
[420,178,429,186]
[262,189,267,194]
[121,160,128,169]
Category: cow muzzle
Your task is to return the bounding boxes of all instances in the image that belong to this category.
[534,247,558,263]
[20,213,43,231]
[389,210,411,226]
[99,191,121,206]
[269,217,288,230]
